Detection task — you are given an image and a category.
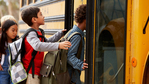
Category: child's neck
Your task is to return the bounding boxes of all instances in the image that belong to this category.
[31,24,40,30]
[77,23,85,31]
[7,38,12,43]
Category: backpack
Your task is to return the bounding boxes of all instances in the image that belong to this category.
[40,29,82,84]
[8,28,45,84]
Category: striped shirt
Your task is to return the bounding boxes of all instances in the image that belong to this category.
[67,25,85,84]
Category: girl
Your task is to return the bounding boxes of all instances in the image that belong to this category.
[0,20,18,84]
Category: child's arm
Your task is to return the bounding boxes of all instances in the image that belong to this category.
[67,35,84,71]
[46,31,63,42]
[26,31,71,51]
[0,64,3,71]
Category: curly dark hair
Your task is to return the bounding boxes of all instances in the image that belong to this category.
[75,4,86,23]
[21,6,40,26]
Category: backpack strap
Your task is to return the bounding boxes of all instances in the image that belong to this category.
[67,32,82,59]
[21,28,45,78]
[39,28,46,42]
[26,49,37,78]
[63,29,72,38]
[11,28,40,65]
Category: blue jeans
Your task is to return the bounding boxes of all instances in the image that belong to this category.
[0,66,13,84]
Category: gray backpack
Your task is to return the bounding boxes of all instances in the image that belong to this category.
[40,29,82,84]
[8,28,45,84]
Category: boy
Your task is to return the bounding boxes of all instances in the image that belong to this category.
[21,6,71,84]
[67,4,88,84]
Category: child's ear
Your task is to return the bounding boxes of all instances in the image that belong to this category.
[32,17,37,23]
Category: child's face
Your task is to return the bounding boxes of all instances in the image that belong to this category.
[6,24,18,40]
[36,11,45,25]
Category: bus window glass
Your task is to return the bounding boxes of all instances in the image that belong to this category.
[22,0,26,6]
[29,0,33,4]
[35,0,40,2]
[94,0,126,84]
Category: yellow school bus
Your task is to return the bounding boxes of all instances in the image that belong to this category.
[19,0,149,84]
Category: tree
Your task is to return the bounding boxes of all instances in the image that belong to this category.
[0,0,19,22]
[0,0,8,18]
[7,0,19,21]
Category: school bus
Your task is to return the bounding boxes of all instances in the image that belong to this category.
[19,0,149,84]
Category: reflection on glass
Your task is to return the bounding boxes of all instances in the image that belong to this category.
[94,0,126,84]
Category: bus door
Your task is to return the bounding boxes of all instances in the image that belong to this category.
[93,0,126,84]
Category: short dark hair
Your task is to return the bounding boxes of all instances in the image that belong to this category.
[75,4,86,23]
[21,6,40,26]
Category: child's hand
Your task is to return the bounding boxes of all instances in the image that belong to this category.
[62,29,67,33]
[0,64,3,71]
[82,59,88,70]
[59,41,71,50]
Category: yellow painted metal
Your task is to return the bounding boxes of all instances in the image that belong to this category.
[92,0,96,84]
[40,1,65,17]
[27,0,29,5]
[40,21,64,29]
[20,0,22,8]
[125,0,149,84]
[74,0,86,13]
[125,0,132,84]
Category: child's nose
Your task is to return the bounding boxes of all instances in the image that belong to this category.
[15,31,17,34]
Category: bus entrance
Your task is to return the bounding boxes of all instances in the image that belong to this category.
[94,0,126,84]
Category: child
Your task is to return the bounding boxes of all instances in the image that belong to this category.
[21,6,71,84]
[0,15,17,37]
[1,15,17,26]
[0,20,18,84]
[67,4,88,84]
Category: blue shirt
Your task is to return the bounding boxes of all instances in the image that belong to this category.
[67,25,84,84]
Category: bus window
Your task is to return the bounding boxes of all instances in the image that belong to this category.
[22,0,26,6]
[35,0,40,2]
[29,0,33,4]
[94,0,126,84]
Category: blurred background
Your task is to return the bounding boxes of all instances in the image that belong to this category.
[0,0,19,21]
